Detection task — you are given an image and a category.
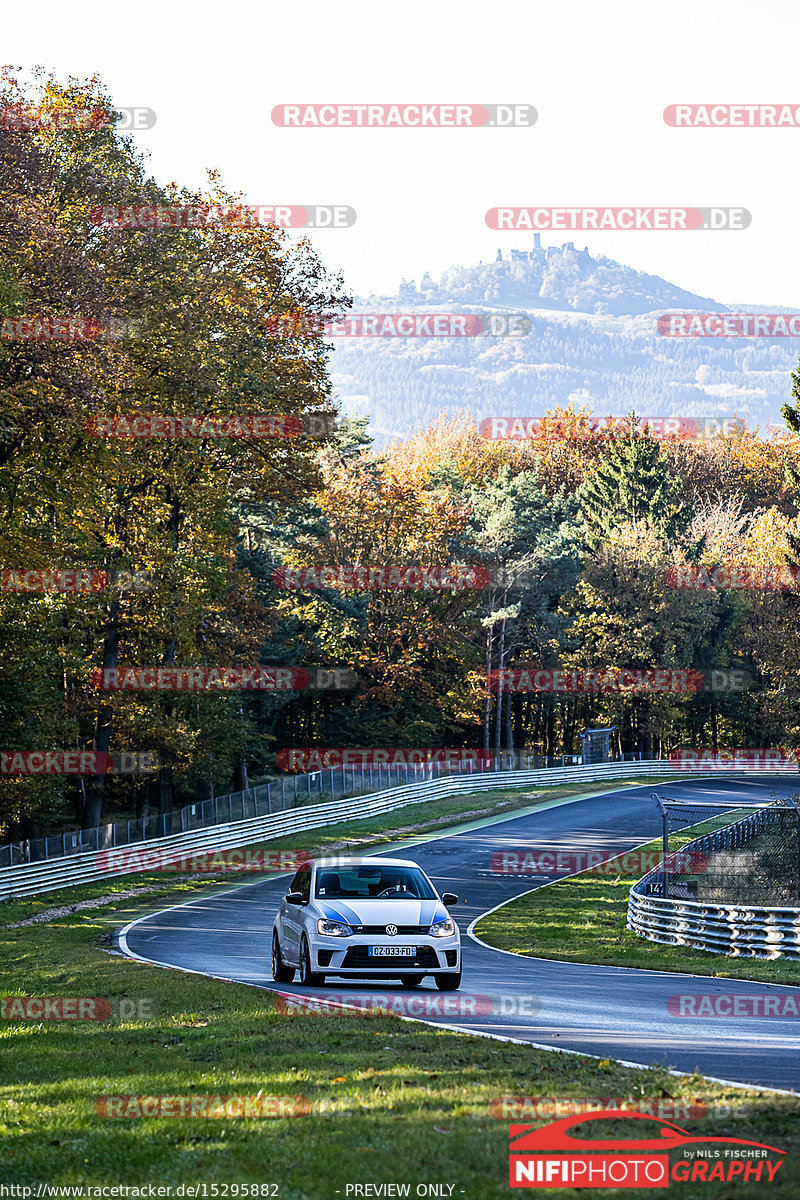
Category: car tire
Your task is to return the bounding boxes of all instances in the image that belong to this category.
[400,975,424,987]
[435,969,462,991]
[272,930,295,983]
[299,935,325,987]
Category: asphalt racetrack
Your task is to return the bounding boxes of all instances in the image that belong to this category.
[119,777,800,1093]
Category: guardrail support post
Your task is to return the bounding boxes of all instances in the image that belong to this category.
[650,792,670,897]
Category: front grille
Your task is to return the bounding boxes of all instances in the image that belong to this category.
[342,946,439,969]
[351,925,429,935]
[444,949,458,967]
[317,950,334,967]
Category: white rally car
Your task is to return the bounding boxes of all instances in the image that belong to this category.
[271,856,462,990]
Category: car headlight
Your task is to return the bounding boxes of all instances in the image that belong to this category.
[317,919,353,937]
[429,918,455,938]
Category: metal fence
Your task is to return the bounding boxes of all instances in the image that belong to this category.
[0,753,589,868]
[629,796,800,958]
[1,758,677,900]
[3,758,797,902]
[646,793,800,904]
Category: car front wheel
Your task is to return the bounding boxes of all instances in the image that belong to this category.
[272,931,295,983]
[435,968,462,991]
[299,935,325,987]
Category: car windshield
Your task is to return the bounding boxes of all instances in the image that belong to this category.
[314,865,436,900]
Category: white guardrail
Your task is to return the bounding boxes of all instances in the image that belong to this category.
[627,890,800,959]
[2,759,797,902]
[0,759,683,900]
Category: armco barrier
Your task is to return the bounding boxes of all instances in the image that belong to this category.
[1,759,794,901]
[0,759,676,900]
[0,754,587,867]
[628,890,800,958]
[628,803,800,959]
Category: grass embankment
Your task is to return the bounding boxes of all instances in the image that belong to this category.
[475,811,800,985]
[4,779,798,1196]
[3,887,800,1195]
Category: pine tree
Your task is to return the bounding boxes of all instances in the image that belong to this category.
[577,418,691,548]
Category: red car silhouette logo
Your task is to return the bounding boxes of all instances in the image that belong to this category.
[510,1110,784,1155]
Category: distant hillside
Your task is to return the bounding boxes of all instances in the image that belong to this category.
[389,236,722,316]
[329,239,796,444]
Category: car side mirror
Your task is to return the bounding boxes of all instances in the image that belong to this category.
[285,892,305,905]
[441,892,458,906]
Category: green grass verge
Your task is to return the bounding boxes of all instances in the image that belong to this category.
[4,777,798,1196]
[2,887,800,1196]
[475,813,800,985]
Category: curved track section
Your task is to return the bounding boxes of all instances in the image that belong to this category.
[119,778,800,1092]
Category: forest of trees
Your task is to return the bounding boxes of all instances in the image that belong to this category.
[3,72,800,845]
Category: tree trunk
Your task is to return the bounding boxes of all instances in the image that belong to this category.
[135,778,151,821]
[82,600,121,828]
[494,605,508,761]
[483,623,494,753]
[504,684,514,761]
[158,766,174,834]
[234,757,249,791]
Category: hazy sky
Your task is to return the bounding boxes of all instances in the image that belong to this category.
[6,0,800,305]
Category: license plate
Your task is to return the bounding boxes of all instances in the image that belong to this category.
[368,945,416,957]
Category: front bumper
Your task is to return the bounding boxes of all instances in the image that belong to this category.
[313,934,460,974]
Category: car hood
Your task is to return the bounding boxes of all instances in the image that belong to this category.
[315,898,448,928]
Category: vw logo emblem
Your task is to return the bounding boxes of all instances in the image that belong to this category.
[385,924,398,936]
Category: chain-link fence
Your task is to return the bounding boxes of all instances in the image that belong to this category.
[645,793,800,905]
[0,752,589,868]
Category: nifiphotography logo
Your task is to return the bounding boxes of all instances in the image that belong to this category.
[507,1110,785,1188]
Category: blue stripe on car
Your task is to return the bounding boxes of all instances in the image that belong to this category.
[317,900,448,929]
[317,901,361,925]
